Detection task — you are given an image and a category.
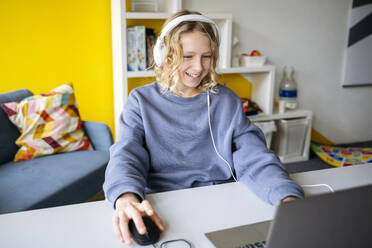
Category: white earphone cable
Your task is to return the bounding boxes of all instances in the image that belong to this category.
[207,92,238,182]
[206,93,335,190]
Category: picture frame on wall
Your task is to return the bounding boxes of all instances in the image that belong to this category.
[342,0,372,87]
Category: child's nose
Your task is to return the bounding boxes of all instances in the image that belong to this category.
[191,57,203,71]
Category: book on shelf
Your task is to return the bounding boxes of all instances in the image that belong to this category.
[127,26,156,71]
[146,28,156,68]
[127,25,147,71]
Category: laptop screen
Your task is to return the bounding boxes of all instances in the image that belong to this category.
[205,184,372,248]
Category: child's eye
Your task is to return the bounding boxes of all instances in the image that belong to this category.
[183,56,192,59]
[202,55,212,59]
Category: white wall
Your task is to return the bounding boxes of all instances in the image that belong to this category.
[184,0,372,144]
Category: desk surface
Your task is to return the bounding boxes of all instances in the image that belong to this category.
[1,164,371,248]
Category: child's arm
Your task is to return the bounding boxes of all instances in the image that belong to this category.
[231,98,304,205]
[103,90,150,208]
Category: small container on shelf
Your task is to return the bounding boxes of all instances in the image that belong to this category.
[131,0,158,12]
[240,50,266,67]
[279,65,298,112]
[240,55,267,67]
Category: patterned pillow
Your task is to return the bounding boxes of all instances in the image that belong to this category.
[1,84,91,162]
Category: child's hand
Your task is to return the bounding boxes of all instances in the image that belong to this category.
[113,193,164,245]
[281,196,298,203]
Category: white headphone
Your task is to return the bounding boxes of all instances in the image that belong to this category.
[153,14,221,67]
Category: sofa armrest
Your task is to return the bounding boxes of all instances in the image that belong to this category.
[83,121,113,151]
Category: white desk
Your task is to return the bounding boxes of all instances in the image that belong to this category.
[1,164,371,248]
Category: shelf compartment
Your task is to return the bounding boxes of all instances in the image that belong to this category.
[241,67,275,116]
[126,12,173,19]
[127,0,182,14]
[250,109,313,122]
[127,66,275,78]
[128,70,156,78]
[217,65,274,74]
[250,109,313,164]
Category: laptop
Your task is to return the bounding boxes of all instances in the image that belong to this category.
[205,184,372,248]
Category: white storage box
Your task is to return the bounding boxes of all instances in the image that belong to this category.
[240,55,267,67]
[254,121,276,148]
[273,118,309,160]
[131,0,158,12]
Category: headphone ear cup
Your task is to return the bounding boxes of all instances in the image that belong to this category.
[159,45,166,66]
[153,38,164,67]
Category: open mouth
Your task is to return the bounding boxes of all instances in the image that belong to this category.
[185,71,201,79]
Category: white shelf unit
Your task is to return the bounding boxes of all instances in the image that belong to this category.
[125,12,174,19]
[111,0,234,137]
[110,0,312,163]
[239,65,275,116]
[128,64,274,77]
[111,0,185,138]
[250,109,313,163]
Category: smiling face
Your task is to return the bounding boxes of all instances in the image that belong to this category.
[177,30,212,97]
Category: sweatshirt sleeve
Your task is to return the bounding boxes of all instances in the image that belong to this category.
[103,91,149,208]
[231,99,304,205]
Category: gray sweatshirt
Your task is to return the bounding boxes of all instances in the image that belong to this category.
[103,82,304,206]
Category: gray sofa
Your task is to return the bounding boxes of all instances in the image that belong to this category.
[0,89,113,214]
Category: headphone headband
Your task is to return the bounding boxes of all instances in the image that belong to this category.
[153,14,220,67]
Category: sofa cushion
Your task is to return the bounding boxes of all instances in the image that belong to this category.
[0,89,33,164]
[1,85,91,162]
[0,150,109,214]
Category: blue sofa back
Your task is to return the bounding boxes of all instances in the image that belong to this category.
[0,89,33,164]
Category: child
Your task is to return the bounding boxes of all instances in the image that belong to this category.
[103,10,304,245]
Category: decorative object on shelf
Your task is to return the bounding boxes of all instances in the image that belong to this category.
[240,50,267,67]
[279,65,298,111]
[131,0,158,12]
[311,143,372,167]
[241,98,262,116]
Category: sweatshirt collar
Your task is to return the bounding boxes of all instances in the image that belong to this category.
[155,82,207,105]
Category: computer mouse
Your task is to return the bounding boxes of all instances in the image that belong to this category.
[128,216,160,246]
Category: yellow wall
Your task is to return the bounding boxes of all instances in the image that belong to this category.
[0,0,253,139]
[311,129,333,145]
[0,0,114,133]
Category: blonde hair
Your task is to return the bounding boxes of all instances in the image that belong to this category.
[153,10,220,95]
